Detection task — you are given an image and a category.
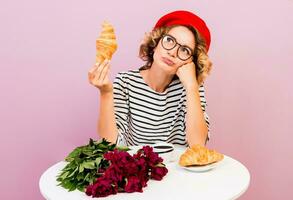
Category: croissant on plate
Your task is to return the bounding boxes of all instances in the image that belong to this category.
[179,144,224,167]
[96,21,118,63]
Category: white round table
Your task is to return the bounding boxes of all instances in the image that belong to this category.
[39,148,250,200]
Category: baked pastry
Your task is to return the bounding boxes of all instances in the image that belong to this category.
[96,21,118,63]
[179,144,224,167]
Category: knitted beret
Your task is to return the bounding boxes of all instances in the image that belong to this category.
[154,10,211,52]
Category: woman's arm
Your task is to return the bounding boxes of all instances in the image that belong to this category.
[97,91,118,143]
[185,85,209,146]
[88,60,118,143]
[175,62,209,146]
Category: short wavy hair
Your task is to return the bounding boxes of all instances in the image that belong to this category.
[138,25,213,85]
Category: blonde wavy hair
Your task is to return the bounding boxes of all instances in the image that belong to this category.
[139,25,213,85]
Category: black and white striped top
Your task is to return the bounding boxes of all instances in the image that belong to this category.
[113,68,210,147]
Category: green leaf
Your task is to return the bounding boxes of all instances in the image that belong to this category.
[63,180,73,189]
[97,143,108,150]
[66,148,81,160]
[56,138,122,192]
[108,144,116,151]
[83,172,90,181]
[89,138,94,146]
[82,149,94,156]
[116,146,131,151]
[67,167,78,178]
[68,183,77,192]
[59,171,69,179]
[82,161,95,169]
[95,157,102,166]
[155,163,166,167]
[89,177,96,184]
[79,165,84,173]
[92,149,104,154]
[77,185,85,192]
[62,164,74,172]
[101,138,111,145]
[76,172,85,181]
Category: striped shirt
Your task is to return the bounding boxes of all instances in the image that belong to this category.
[113,68,210,147]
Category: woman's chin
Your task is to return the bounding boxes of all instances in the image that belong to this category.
[161,65,178,76]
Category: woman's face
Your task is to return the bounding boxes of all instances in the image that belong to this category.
[153,26,196,75]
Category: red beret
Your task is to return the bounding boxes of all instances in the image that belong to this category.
[154,10,211,52]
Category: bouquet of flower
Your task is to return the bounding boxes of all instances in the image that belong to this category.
[56,138,129,192]
[85,146,168,198]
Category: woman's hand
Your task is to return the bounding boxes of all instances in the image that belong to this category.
[88,59,113,93]
[176,61,199,90]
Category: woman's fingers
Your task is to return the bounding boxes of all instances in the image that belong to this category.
[89,62,100,73]
[88,60,113,93]
[88,62,100,81]
[88,59,112,91]
[96,59,109,80]
[88,59,108,82]
[100,62,110,82]
[94,63,109,85]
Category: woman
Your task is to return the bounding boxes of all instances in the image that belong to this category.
[88,10,213,147]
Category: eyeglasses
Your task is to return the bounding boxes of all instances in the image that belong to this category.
[161,34,194,61]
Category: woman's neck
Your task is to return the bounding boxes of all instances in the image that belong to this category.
[142,63,174,93]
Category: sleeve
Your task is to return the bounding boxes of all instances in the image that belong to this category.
[198,84,211,143]
[113,72,130,146]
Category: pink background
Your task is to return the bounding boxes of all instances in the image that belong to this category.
[1,0,292,199]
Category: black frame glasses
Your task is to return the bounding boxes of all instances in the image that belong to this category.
[160,34,195,61]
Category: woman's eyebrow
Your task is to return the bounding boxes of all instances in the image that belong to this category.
[168,34,194,51]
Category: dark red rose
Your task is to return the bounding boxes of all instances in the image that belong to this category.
[150,167,168,181]
[133,151,142,159]
[137,171,149,187]
[136,157,148,173]
[85,146,168,197]
[124,176,143,193]
[104,165,123,183]
[123,159,139,176]
[86,177,118,197]
[141,146,163,167]
[85,184,93,196]
[104,150,135,168]
[98,167,106,173]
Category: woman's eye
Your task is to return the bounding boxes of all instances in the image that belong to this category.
[166,36,174,43]
[182,47,191,55]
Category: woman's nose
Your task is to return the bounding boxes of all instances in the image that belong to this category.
[167,45,178,58]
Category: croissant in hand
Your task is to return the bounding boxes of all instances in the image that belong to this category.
[96,21,118,63]
[179,144,224,167]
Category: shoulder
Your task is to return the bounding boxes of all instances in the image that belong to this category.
[115,69,139,78]
[114,69,142,83]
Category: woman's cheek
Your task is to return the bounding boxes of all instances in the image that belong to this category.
[175,65,182,72]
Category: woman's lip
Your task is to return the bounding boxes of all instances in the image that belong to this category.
[162,57,175,66]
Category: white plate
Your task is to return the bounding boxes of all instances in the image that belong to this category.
[127,145,175,163]
[127,145,143,155]
[180,161,220,172]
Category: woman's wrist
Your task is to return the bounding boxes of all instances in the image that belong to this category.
[100,89,113,97]
[99,85,113,95]
[184,84,198,93]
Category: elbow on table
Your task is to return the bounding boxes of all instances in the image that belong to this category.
[97,130,118,144]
